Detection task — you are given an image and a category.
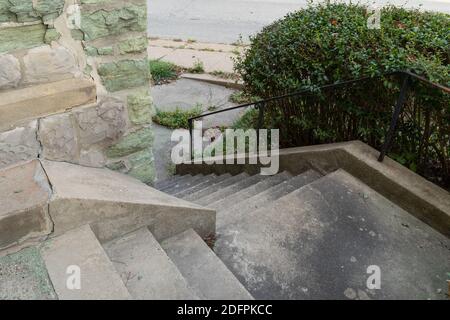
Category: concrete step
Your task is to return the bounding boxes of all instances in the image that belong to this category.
[195,173,269,206]
[0,78,96,131]
[217,170,322,228]
[214,170,450,300]
[183,172,250,202]
[210,171,292,212]
[174,173,232,198]
[104,228,197,300]
[0,160,53,250]
[159,174,194,192]
[41,160,215,243]
[161,229,253,300]
[163,174,208,195]
[41,225,130,300]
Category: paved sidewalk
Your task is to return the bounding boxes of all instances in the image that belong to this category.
[148,38,245,74]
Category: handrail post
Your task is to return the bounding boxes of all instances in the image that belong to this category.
[256,102,265,152]
[378,74,411,162]
[188,118,193,161]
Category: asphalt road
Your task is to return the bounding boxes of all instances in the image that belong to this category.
[147,0,450,44]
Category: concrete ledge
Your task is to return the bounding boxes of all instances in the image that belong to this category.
[176,141,450,237]
[42,160,215,242]
[0,160,53,250]
[180,73,244,90]
[0,78,96,131]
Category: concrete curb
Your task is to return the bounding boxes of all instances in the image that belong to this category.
[180,73,244,90]
[176,141,450,237]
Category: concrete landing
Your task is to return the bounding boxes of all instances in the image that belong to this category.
[41,225,130,300]
[161,229,253,300]
[215,170,450,300]
[41,160,215,242]
[104,228,197,300]
[0,160,52,250]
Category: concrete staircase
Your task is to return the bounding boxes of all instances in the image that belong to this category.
[0,156,449,300]
[155,169,450,300]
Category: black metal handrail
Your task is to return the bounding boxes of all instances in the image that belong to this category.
[188,70,450,162]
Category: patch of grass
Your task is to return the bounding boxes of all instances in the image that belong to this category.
[149,59,179,84]
[209,70,239,80]
[199,47,215,52]
[229,91,259,104]
[187,38,197,43]
[232,108,259,130]
[152,106,203,129]
[186,59,205,74]
[173,38,183,42]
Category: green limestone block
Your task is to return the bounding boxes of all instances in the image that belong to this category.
[44,28,61,44]
[127,91,153,125]
[106,160,127,172]
[0,247,56,300]
[85,46,98,56]
[118,36,148,55]
[128,149,155,184]
[2,0,64,23]
[98,46,113,55]
[0,0,16,22]
[79,4,146,41]
[106,127,154,158]
[97,58,150,92]
[0,24,46,53]
[71,29,84,40]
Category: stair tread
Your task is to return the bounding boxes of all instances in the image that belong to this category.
[104,228,197,300]
[195,173,269,206]
[214,169,450,300]
[183,172,249,202]
[175,173,231,198]
[41,225,130,300]
[161,229,253,300]
[159,174,194,191]
[154,175,182,189]
[163,174,209,195]
[217,170,322,228]
[210,171,293,212]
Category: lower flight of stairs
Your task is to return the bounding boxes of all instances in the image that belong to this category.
[155,169,450,300]
[36,224,253,300]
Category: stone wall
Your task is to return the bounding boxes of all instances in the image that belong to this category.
[0,0,155,184]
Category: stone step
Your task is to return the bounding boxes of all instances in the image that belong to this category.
[195,173,269,206]
[41,160,215,242]
[183,172,249,202]
[0,78,96,131]
[0,160,53,250]
[104,228,197,300]
[159,174,195,192]
[161,229,253,300]
[214,170,450,300]
[174,173,232,199]
[210,171,292,212]
[217,170,322,228]
[41,225,130,300]
[163,174,208,195]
